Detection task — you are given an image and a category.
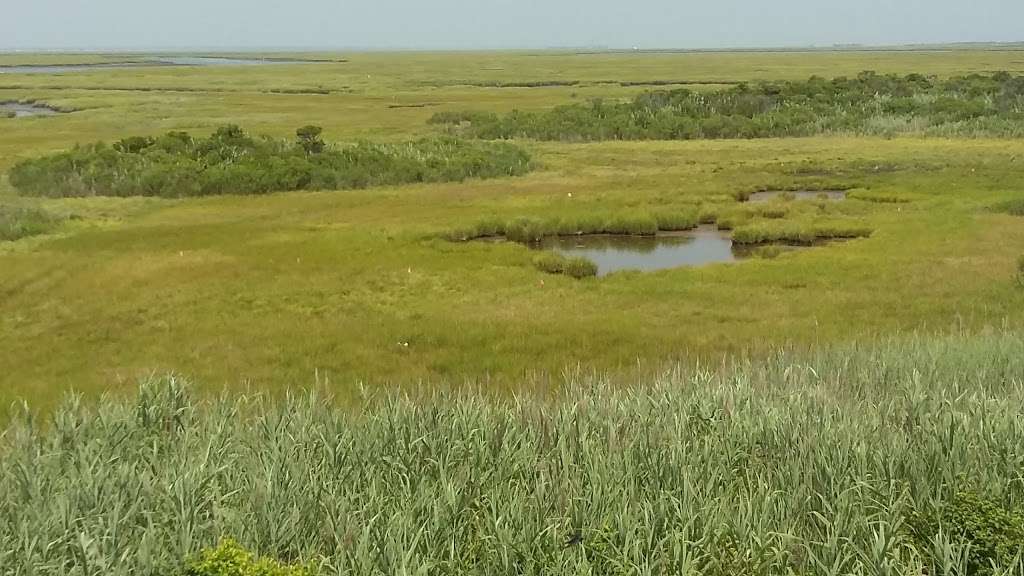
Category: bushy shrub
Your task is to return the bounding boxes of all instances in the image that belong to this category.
[0,205,58,241]
[186,539,315,576]
[438,72,1024,141]
[532,252,598,278]
[910,491,1024,576]
[9,126,533,198]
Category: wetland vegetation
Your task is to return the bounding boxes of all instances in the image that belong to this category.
[3,333,1023,575]
[1,48,1024,575]
[434,72,1024,140]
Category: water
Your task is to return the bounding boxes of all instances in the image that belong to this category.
[0,102,65,117]
[0,57,315,75]
[747,190,846,202]
[531,226,743,276]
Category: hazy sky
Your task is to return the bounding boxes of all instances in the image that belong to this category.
[2,0,1022,50]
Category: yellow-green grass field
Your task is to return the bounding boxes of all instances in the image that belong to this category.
[2,49,1024,409]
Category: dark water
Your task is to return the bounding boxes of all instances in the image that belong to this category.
[748,190,846,202]
[0,102,64,117]
[0,57,314,75]
[532,226,744,276]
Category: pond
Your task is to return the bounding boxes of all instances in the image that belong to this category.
[529,226,748,276]
[0,56,317,75]
[747,190,847,202]
[0,102,65,118]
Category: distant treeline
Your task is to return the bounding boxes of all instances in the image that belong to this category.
[430,72,1024,140]
[9,125,532,198]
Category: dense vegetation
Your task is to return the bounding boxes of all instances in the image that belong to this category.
[0,203,58,241]
[432,72,1024,140]
[2,333,1023,575]
[8,125,532,198]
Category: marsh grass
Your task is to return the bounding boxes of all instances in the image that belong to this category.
[532,251,598,278]
[996,198,1024,216]
[1016,255,1024,287]
[732,220,873,245]
[2,333,1024,575]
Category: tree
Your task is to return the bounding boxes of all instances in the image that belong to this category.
[296,125,325,154]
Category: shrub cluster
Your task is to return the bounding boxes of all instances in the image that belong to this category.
[431,72,1024,141]
[8,125,532,198]
[0,204,58,241]
[909,491,1024,576]
[187,539,314,576]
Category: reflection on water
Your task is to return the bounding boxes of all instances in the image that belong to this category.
[0,102,65,117]
[531,226,743,276]
[747,190,846,202]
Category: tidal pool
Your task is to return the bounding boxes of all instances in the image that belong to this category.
[530,226,746,276]
[747,190,847,202]
[0,102,65,117]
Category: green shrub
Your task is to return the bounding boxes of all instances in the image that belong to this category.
[996,198,1024,216]
[910,491,1024,576]
[1016,256,1024,287]
[0,205,58,241]
[9,127,532,198]
[187,539,315,576]
[439,72,1024,141]
[532,252,597,278]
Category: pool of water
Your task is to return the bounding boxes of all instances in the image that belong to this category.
[0,57,316,75]
[0,102,65,117]
[747,190,846,202]
[531,226,744,276]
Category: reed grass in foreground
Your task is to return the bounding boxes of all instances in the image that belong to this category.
[2,333,1024,575]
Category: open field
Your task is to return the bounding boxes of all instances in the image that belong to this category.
[2,49,1024,409]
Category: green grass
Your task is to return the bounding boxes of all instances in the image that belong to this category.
[2,50,1024,409]
[2,332,1023,575]
[532,251,598,278]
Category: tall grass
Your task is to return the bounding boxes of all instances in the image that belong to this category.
[2,333,1024,575]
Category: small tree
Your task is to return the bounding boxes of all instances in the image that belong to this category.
[296,125,325,154]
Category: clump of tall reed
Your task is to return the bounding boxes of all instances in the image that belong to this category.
[1,332,1023,575]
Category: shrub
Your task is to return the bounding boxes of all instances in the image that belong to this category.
[186,539,315,576]
[910,491,1024,576]
[1016,256,1024,287]
[437,72,1024,141]
[0,205,58,241]
[9,127,533,198]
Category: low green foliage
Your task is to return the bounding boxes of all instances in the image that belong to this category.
[910,491,1024,576]
[187,539,315,576]
[532,251,598,278]
[732,221,872,245]
[8,125,532,198]
[0,204,58,241]
[441,72,1024,141]
[1016,255,1024,287]
[2,334,1024,574]
[996,197,1024,216]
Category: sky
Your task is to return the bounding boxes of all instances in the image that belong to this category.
[2,0,1022,51]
